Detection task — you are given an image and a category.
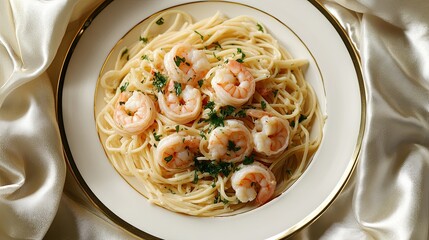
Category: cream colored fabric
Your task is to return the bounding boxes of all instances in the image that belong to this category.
[0,0,428,239]
[0,1,75,239]
[292,1,429,239]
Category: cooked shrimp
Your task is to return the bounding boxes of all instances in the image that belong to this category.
[158,81,202,124]
[156,133,200,172]
[252,116,290,156]
[164,43,210,85]
[231,162,276,205]
[206,120,253,163]
[114,91,156,134]
[246,109,273,118]
[211,60,256,107]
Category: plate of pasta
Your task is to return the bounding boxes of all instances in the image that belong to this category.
[58,0,365,239]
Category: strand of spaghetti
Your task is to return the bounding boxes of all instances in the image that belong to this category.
[217,176,238,202]
[95,10,324,216]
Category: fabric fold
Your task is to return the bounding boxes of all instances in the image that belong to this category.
[292,1,429,239]
[0,0,78,107]
[1,0,428,239]
[0,0,78,239]
[0,73,65,239]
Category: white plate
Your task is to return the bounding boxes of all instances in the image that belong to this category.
[57,1,365,239]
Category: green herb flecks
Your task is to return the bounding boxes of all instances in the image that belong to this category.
[153,72,167,92]
[194,30,204,40]
[203,103,239,129]
[175,125,180,133]
[156,17,164,25]
[243,155,254,165]
[299,114,308,122]
[227,140,241,152]
[164,155,173,163]
[199,131,207,140]
[220,105,235,117]
[174,81,182,96]
[257,23,264,32]
[212,52,221,61]
[120,82,129,92]
[290,114,308,127]
[206,110,225,128]
[141,55,150,61]
[204,101,216,111]
[193,170,199,184]
[153,132,162,141]
[214,194,229,204]
[198,79,204,88]
[261,100,267,110]
[213,41,222,50]
[139,36,148,43]
[174,56,187,67]
[236,48,246,63]
[235,109,247,118]
[272,89,279,97]
[193,159,236,184]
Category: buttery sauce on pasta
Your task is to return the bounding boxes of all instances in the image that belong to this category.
[96,10,323,216]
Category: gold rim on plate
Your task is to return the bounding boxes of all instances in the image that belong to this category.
[56,1,365,239]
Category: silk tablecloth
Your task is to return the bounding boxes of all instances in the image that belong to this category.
[0,0,428,239]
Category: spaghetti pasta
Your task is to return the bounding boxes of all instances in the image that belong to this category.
[96,10,323,216]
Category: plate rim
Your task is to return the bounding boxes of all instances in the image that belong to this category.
[56,0,366,239]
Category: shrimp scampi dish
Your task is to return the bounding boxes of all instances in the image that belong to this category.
[96,10,323,216]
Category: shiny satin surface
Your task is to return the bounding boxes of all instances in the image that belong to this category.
[0,0,428,239]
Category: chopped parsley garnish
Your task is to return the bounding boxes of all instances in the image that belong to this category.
[164,155,173,163]
[206,110,225,128]
[198,79,204,88]
[214,194,229,204]
[220,105,236,117]
[204,101,216,111]
[212,52,221,61]
[227,140,241,152]
[193,170,199,184]
[153,132,162,141]
[203,103,239,128]
[139,36,148,43]
[257,23,264,32]
[236,48,246,63]
[174,56,187,67]
[153,72,167,92]
[156,17,164,25]
[243,155,254,165]
[120,82,129,92]
[213,41,222,50]
[235,109,247,118]
[261,101,267,110]
[175,125,180,133]
[120,48,128,58]
[199,131,207,140]
[272,89,279,97]
[194,30,204,40]
[174,81,182,96]
[194,159,236,183]
[290,114,308,127]
[167,188,176,194]
[141,55,149,61]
